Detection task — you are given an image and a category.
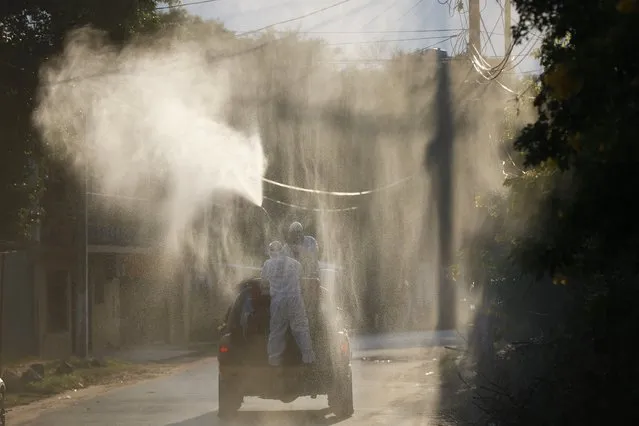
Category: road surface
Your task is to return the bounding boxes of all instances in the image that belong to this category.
[12,331,463,426]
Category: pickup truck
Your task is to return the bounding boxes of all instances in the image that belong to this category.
[217,277,354,419]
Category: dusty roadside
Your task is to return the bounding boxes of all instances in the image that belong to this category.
[6,355,215,425]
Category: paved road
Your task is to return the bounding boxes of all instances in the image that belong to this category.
[17,332,463,426]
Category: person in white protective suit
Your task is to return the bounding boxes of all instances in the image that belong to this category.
[283,222,320,278]
[262,240,316,366]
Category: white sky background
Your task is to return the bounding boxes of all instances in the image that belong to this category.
[171,0,541,75]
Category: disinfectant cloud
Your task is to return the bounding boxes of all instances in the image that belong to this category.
[33,27,266,264]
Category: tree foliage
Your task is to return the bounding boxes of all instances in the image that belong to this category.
[512,0,639,277]
[453,2,639,425]
[0,0,184,241]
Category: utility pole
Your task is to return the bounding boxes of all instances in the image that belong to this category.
[504,0,512,56]
[0,252,5,373]
[468,0,481,56]
[76,111,91,358]
[424,49,457,331]
[84,144,90,357]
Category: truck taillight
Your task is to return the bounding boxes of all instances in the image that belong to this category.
[219,345,229,353]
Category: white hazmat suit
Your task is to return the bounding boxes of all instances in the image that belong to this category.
[284,235,320,278]
[262,243,316,366]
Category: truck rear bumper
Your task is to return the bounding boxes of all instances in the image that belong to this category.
[219,364,332,398]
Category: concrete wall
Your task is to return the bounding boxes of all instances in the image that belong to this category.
[36,251,74,359]
[1,250,38,361]
[1,248,76,361]
[90,255,121,354]
[2,247,194,361]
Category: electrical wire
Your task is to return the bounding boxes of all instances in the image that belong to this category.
[289,29,467,34]
[262,174,414,197]
[468,54,536,100]
[347,0,410,57]
[237,0,355,36]
[451,4,468,56]
[454,0,469,55]
[41,0,359,86]
[155,0,223,10]
[301,0,380,39]
[463,0,542,82]
[481,5,504,57]
[396,0,426,23]
[364,0,442,57]
[327,34,459,46]
[43,40,271,86]
[36,0,537,86]
[502,36,540,72]
[414,34,462,53]
[453,30,467,55]
[221,0,302,22]
[471,33,540,82]
[456,0,510,80]
[262,196,359,212]
[470,42,514,80]
[361,0,406,28]
[480,14,498,57]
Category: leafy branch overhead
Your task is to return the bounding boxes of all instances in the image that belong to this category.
[0,1,186,241]
[508,0,639,277]
[452,1,639,425]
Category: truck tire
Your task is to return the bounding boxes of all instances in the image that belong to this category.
[328,366,354,418]
[218,376,242,419]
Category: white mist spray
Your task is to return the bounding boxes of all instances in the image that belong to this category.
[33,27,266,265]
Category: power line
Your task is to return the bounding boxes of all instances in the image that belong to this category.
[480,13,499,57]
[41,32,469,86]
[365,0,434,56]
[413,34,460,53]
[43,41,270,86]
[43,41,535,87]
[298,0,379,37]
[396,0,426,23]
[437,0,464,17]
[289,29,469,34]
[361,0,405,28]
[262,174,414,197]
[504,36,540,72]
[262,196,358,212]
[43,1,358,85]
[37,0,533,86]
[237,0,355,36]
[155,0,223,10]
[327,35,458,46]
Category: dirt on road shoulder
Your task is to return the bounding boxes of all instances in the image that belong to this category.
[5,355,215,426]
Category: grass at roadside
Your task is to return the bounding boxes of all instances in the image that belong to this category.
[4,357,169,409]
[434,346,473,422]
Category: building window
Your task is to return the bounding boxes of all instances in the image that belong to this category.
[47,270,69,333]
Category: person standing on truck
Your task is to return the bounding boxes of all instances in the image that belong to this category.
[283,221,320,279]
[262,240,316,366]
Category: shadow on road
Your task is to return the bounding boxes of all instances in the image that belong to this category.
[166,408,349,426]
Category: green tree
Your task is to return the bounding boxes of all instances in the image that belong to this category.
[509,0,639,422]
[450,2,639,424]
[0,0,183,241]
[512,0,639,277]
